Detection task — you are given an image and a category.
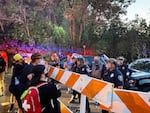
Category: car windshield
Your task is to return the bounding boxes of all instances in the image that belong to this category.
[130,59,150,73]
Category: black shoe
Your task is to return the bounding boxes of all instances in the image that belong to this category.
[8,104,14,112]
[86,110,91,113]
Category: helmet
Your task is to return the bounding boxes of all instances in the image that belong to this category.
[13,54,23,61]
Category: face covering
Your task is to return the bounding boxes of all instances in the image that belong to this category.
[39,59,44,65]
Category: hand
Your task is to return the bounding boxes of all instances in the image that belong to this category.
[27,74,33,80]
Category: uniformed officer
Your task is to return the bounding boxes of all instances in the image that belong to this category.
[70,57,91,113]
[101,58,124,113]
[117,56,132,88]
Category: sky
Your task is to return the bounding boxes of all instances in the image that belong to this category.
[123,0,150,22]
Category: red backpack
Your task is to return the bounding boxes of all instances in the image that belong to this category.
[21,83,47,113]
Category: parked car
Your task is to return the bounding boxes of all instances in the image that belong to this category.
[127,58,150,92]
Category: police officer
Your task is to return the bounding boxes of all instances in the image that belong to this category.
[76,58,91,113]
[117,56,132,89]
[101,58,124,113]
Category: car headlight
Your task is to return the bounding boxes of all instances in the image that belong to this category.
[128,79,137,87]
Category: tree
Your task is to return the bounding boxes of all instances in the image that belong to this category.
[62,0,134,46]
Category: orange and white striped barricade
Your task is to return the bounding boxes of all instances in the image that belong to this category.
[48,66,114,109]
[111,88,150,113]
[58,99,73,113]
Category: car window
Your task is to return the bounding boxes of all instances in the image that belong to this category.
[130,59,150,73]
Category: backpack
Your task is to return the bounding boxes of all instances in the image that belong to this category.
[21,83,47,113]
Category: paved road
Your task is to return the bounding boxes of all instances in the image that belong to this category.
[0,72,102,113]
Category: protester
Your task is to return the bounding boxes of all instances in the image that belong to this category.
[20,52,43,89]
[0,53,6,96]
[9,54,27,113]
[101,58,124,113]
[64,54,73,71]
[31,65,61,113]
[49,52,60,68]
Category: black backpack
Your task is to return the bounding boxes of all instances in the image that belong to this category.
[0,57,6,73]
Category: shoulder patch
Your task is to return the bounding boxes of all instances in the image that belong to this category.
[82,68,85,71]
[110,73,114,78]
[122,66,125,70]
[118,75,123,82]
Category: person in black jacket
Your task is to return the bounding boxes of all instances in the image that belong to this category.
[76,58,91,113]
[9,54,27,113]
[101,58,124,113]
[117,56,132,89]
[20,52,43,89]
[31,65,61,113]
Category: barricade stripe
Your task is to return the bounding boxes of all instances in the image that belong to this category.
[59,71,72,84]
[55,69,65,81]
[81,79,107,99]
[115,90,150,113]
[111,91,131,113]
[94,84,113,107]
[65,73,80,88]
[50,68,60,79]
[58,99,73,113]
[72,75,91,93]
[100,104,111,111]
[138,93,150,106]
[48,67,55,77]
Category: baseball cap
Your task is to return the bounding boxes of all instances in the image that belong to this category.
[13,54,23,61]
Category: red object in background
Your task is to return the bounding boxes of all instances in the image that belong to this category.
[81,48,95,56]
[0,51,8,70]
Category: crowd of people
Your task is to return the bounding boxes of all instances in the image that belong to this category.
[0,51,132,113]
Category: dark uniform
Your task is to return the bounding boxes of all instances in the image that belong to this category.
[102,68,124,88]
[118,64,132,88]
[101,58,124,113]
[76,64,91,113]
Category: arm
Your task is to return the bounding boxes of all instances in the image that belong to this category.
[115,71,124,89]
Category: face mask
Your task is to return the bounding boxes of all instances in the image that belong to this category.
[39,59,44,65]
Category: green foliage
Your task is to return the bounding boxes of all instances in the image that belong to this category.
[53,26,68,45]
[0,0,149,61]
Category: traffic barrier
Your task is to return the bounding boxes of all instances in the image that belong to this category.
[48,66,150,113]
[58,99,73,113]
[48,66,114,109]
[111,89,150,113]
